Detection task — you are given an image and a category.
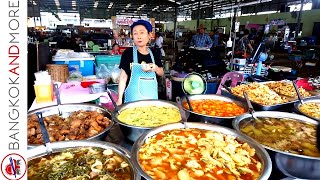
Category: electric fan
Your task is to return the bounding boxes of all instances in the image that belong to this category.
[182,73,207,95]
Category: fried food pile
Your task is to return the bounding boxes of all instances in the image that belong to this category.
[231,83,287,105]
[266,81,311,98]
[28,110,112,144]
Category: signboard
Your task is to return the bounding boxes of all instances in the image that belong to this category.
[115,18,150,26]
[270,19,286,26]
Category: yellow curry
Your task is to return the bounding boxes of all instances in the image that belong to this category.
[117,106,181,127]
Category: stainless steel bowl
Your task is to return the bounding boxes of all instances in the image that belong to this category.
[131,122,272,180]
[28,140,140,180]
[28,103,114,148]
[113,99,180,142]
[233,111,320,179]
[294,97,320,121]
[181,94,248,128]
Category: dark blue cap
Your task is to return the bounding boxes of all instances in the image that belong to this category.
[130,20,152,33]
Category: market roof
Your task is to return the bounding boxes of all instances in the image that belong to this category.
[28,0,310,19]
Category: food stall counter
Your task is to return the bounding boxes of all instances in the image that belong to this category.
[28,80,114,112]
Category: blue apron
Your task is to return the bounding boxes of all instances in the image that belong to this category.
[124,46,158,103]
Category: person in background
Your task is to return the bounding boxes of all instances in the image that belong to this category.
[110,43,121,55]
[125,33,132,45]
[190,24,213,48]
[155,32,164,60]
[238,29,254,54]
[116,20,164,105]
[212,30,220,47]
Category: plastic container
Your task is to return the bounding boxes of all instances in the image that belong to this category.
[52,57,95,76]
[89,83,106,94]
[34,83,54,103]
[95,55,121,69]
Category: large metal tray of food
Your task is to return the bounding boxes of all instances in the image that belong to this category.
[221,81,319,111]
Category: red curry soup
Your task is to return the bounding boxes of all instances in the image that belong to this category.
[138,128,262,180]
[183,99,246,117]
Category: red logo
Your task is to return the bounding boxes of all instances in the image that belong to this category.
[1,153,26,180]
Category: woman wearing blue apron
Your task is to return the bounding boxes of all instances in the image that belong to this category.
[117,20,164,105]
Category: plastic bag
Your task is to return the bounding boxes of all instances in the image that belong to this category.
[96,64,111,84]
[67,70,83,82]
[110,65,121,84]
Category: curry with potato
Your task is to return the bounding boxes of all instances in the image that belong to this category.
[240,117,320,157]
[138,128,262,180]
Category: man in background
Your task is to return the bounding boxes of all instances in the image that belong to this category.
[191,24,213,49]
[155,32,165,59]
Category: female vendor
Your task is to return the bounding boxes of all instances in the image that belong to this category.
[116,20,164,105]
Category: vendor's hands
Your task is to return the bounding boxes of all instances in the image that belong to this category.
[142,63,156,72]
[116,99,123,106]
[150,63,157,72]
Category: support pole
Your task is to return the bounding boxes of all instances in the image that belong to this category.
[197,1,200,27]
[211,0,214,31]
[173,0,178,51]
[295,0,304,39]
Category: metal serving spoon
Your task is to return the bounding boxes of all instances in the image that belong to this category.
[36,112,53,154]
[292,80,304,104]
[176,96,188,129]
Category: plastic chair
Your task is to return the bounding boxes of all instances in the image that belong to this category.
[216,72,244,94]
[92,45,100,52]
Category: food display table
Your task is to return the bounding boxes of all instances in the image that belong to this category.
[27,76,320,180]
[28,79,115,112]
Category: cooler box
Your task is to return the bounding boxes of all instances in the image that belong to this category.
[52,57,95,76]
[95,55,121,69]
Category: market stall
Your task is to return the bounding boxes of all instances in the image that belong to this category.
[28,56,320,179]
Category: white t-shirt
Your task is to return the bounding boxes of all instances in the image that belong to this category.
[155,36,163,48]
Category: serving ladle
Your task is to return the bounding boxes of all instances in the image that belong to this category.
[176,96,188,129]
[185,95,193,111]
[106,88,120,115]
[292,80,304,104]
[294,80,320,149]
[36,112,53,154]
[243,91,259,121]
[54,84,62,116]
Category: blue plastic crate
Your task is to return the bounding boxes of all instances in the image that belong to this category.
[52,57,95,76]
[96,55,121,69]
[288,55,302,61]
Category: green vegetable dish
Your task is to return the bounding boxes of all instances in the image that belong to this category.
[28,147,133,180]
[117,106,181,127]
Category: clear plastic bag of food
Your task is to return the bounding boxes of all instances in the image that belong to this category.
[96,64,111,84]
[110,65,120,84]
[67,70,83,82]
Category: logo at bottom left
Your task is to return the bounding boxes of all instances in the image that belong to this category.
[1,153,27,180]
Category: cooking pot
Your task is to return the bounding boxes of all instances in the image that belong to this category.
[131,122,272,180]
[181,94,248,128]
[233,111,320,179]
[112,99,181,142]
[28,103,114,148]
[28,140,140,180]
